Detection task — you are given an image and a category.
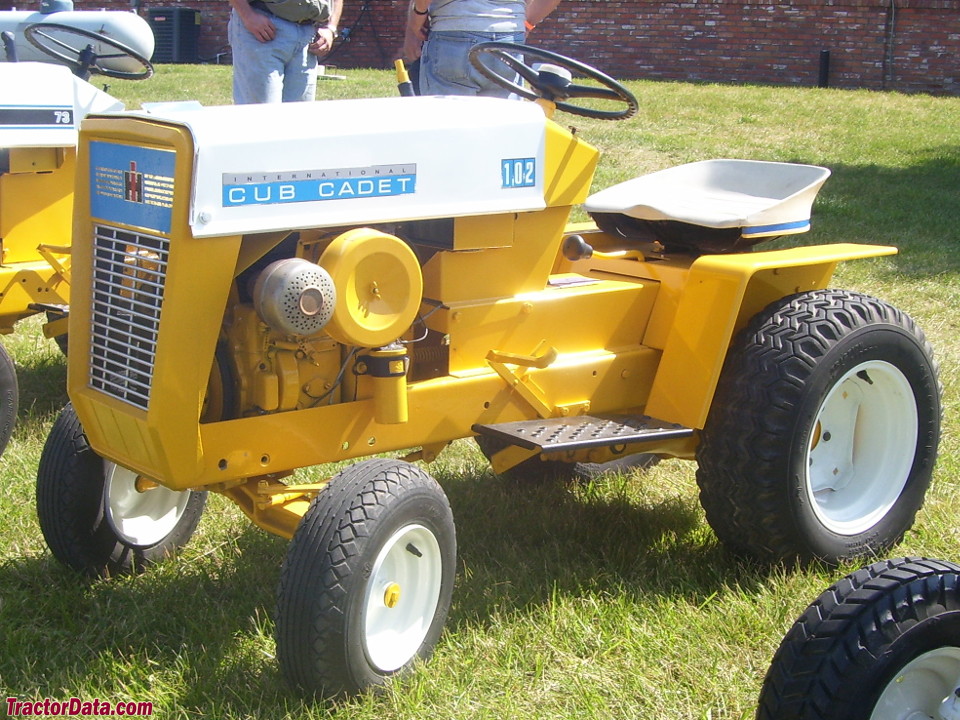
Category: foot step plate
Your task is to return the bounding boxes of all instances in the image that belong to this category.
[473,414,693,453]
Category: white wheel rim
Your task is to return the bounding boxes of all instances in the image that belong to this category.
[103,462,190,546]
[362,523,443,673]
[805,359,918,535]
[870,647,960,720]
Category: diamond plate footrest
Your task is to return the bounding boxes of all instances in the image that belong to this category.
[472,414,693,453]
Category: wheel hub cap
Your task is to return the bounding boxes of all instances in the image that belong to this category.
[362,523,442,673]
[383,582,401,609]
[870,648,960,720]
[805,359,918,535]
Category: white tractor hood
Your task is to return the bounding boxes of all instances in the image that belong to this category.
[110,95,551,238]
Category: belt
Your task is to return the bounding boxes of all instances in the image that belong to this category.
[250,1,316,25]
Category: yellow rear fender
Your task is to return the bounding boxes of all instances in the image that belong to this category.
[644,243,897,429]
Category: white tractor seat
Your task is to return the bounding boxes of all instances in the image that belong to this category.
[585,159,831,250]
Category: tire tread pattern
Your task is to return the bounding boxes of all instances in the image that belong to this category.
[36,403,205,576]
[756,556,960,720]
[696,289,941,563]
[37,403,106,574]
[276,458,454,695]
[0,342,17,458]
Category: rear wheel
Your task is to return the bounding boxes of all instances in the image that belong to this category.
[276,458,456,695]
[36,403,206,577]
[0,342,17,458]
[697,289,941,564]
[757,557,960,720]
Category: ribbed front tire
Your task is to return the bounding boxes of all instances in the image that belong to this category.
[36,403,206,577]
[0,342,17,458]
[276,458,456,695]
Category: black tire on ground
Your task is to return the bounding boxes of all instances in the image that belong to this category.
[276,458,456,696]
[757,557,960,720]
[36,403,206,577]
[697,290,942,563]
[45,309,69,356]
[475,434,659,483]
[0,342,17,458]
[697,289,941,565]
[201,342,237,423]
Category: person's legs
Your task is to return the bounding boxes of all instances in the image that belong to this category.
[473,30,526,98]
[420,32,483,96]
[230,10,314,103]
[229,8,285,104]
[281,23,319,102]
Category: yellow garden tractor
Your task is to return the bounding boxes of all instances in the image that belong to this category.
[0,61,120,456]
[35,44,942,695]
[0,8,153,456]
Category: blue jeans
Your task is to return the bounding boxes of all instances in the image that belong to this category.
[419,30,526,98]
[229,8,318,104]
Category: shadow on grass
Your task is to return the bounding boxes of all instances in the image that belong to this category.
[440,464,751,628]
[0,457,773,715]
[14,351,68,422]
[779,149,960,277]
[0,522,291,709]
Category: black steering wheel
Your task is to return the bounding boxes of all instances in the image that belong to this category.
[24,22,153,80]
[468,42,637,120]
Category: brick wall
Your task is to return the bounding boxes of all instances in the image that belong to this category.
[2,0,957,94]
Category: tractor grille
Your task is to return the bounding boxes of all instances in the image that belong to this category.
[89,225,169,411]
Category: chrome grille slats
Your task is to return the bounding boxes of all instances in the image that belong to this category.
[89,225,169,411]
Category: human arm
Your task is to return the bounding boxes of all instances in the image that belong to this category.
[402,0,430,62]
[229,0,277,42]
[309,0,343,56]
[526,0,561,28]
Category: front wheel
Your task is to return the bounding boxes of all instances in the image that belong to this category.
[697,289,941,564]
[757,557,960,720]
[277,459,457,695]
[276,458,456,695]
[36,403,206,577]
[0,342,17,458]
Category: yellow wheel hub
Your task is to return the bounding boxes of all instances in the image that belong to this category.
[384,582,401,609]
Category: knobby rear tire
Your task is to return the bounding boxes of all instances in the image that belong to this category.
[757,557,960,720]
[697,289,941,565]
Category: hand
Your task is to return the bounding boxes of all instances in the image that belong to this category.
[241,10,276,42]
[309,26,336,57]
[402,20,427,62]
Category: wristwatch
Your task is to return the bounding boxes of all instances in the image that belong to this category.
[324,25,338,39]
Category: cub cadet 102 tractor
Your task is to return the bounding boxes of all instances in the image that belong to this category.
[36,44,942,695]
[0,15,153,456]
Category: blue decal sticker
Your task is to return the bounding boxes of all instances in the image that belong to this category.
[90,141,175,233]
[222,164,417,207]
[741,219,811,237]
[501,157,536,188]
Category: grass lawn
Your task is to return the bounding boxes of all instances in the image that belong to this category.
[1,64,959,719]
